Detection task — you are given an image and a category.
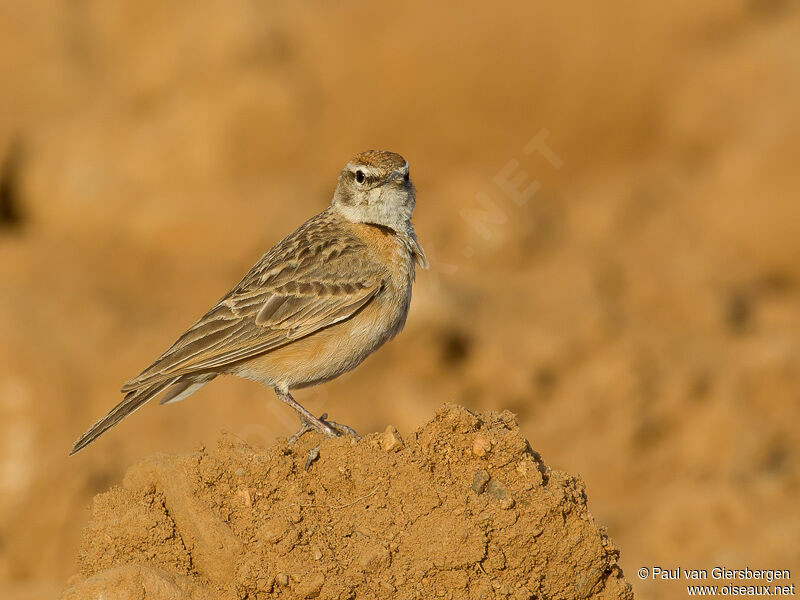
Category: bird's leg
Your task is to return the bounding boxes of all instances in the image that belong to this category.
[274,388,360,470]
[274,388,359,442]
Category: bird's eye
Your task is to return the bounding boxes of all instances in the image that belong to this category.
[355,170,365,184]
[403,171,410,182]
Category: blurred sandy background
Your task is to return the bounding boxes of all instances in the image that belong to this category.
[1,0,799,598]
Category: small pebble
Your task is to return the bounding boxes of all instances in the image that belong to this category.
[276,573,289,587]
[471,469,491,494]
[472,435,492,457]
[486,479,509,501]
[236,488,252,507]
[261,517,291,543]
[299,573,324,598]
[381,425,404,452]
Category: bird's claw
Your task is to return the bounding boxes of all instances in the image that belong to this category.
[287,412,360,470]
[288,412,360,443]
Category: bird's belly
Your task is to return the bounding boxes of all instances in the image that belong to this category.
[232,291,409,389]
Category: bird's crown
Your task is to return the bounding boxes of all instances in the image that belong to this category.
[345,150,408,178]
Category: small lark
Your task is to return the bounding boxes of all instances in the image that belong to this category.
[71,150,426,455]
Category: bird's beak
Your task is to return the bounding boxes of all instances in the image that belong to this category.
[388,171,407,184]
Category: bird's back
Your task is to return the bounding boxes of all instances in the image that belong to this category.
[121,209,388,392]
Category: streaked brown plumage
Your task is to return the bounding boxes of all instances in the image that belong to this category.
[71,150,426,455]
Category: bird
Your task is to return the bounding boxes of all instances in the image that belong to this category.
[70,150,427,455]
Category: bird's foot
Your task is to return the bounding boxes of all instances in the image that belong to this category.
[288,412,359,443]
[287,413,359,470]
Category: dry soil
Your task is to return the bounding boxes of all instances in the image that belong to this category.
[62,406,632,600]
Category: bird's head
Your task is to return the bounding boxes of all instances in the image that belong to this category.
[332,150,415,232]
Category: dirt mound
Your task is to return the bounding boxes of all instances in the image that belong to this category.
[61,405,631,600]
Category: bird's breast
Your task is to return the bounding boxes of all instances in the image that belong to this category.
[236,227,418,390]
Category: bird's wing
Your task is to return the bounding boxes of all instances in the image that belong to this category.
[122,211,386,391]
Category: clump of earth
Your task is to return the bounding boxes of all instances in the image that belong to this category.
[61,405,631,599]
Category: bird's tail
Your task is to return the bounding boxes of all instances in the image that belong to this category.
[70,379,174,455]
